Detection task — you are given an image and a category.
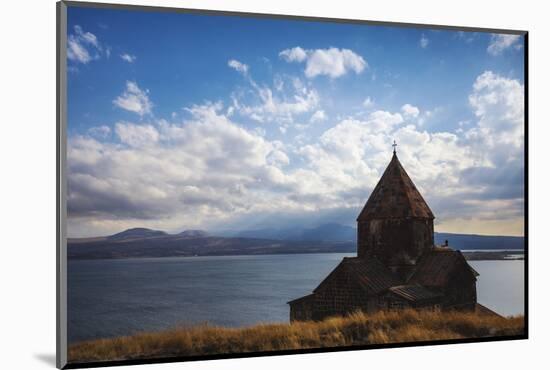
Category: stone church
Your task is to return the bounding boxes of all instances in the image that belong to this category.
[288,148,484,322]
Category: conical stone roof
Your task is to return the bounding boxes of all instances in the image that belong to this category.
[357,153,434,220]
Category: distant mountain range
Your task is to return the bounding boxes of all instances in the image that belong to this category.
[221,224,524,250]
[108,227,168,241]
[107,228,210,241]
[68,227,354,260]
[229,223,356,242]
[68,224,524,260]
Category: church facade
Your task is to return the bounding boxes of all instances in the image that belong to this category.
[288,150,481,322]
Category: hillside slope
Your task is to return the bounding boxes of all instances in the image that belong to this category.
[68,309,524,363]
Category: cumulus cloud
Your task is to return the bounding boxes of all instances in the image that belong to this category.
[67,102,299,236]
[231,73,319,124]
[401,104,420,118]
[228,59,249,75]
[279,47,308,63]
[69,70,524,237]
[294,111,408,198]
[241,85,318,123]
[279,47,367,78]
[289,72,523,235]
[467,71,524,164]
[267,146,290,167]
[294,111,503,233]
[227,61,320,124]
[87,125,111,139]
[469,71,524,131]
[120,53,136,63]
[67,25,103,64]
[487,34,522,56]
[444,71,523,230]
[115,122,159,147]
[310,110,327,123]
[113,81,153,117]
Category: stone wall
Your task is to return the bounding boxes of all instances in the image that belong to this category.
[357,217,434,266]
[289,296,314,321]
[441,269,478,310]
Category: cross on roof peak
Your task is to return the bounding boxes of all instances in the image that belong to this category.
[392,140,397,154]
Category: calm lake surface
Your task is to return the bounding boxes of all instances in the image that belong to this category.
[68,253,524,344]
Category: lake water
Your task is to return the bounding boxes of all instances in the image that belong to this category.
[67,254,525,344]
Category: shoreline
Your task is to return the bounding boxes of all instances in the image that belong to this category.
[67,249,524,262]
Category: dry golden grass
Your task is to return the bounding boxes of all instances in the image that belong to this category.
[68,309,524,363]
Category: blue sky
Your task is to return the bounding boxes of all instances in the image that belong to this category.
[66,5,525,237]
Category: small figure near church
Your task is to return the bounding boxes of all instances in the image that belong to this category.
[288,142,484,322]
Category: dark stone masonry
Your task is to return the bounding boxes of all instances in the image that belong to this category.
[288,151,481,321]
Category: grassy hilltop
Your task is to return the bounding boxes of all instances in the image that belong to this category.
[68,309,524,363]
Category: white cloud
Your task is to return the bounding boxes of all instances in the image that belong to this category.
[115,122,159,147]
[279,47,307,63]
[296,115,475,223]
[228,59,249,75]
[75,25,98,47]
[487,34,522,56]
[232,74,319,124]
[436,71,523,230]
[120,53,136,63]
[243,86,318,123]
[310,110,327,123]
[363,97,374,108]
[467,71,524,164]
[87,125,111,139]
[420,34,429,48]
[401,103,420,118]
[113,81,153,117]
[67,40,92,64]
[67,102,300,236]
[292,111,408,200]
[279,47,367,79]
[469,71,524,130]
[267,147,290,166]
[69,70,524,237]
[290,70,523,234]
[68,38,91,64]
[67,25,103,64]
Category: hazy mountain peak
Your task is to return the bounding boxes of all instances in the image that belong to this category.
[108,228,167,241]
[179,230,209,238]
